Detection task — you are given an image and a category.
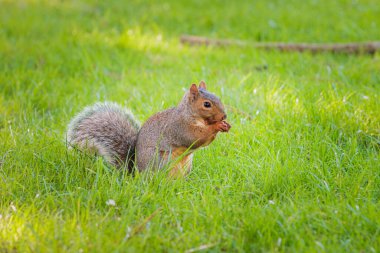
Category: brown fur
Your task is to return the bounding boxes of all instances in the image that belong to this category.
[136,82,231,174]
[67,82,231,176]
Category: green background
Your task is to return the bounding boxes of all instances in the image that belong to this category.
[1,0,379,252]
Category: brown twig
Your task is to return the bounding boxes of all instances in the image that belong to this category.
[185,243,218,253]
[124,207,162,241]
[180,35,380,55]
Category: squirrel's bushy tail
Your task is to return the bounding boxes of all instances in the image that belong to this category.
[66,102,140,169]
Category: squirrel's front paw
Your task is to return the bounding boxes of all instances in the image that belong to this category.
[216,121,231,132]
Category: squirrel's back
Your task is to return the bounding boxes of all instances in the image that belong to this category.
[66,102,140,169]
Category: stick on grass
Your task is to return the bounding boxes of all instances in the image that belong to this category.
[180,35,380,55]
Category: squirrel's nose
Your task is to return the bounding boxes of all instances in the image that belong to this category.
[221,114,227,120]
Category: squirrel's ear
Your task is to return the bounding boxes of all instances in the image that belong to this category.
[199,81,207,90]
[189,84,199,101]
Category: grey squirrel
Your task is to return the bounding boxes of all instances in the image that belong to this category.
[66,81,231,177]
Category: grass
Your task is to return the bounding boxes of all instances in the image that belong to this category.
[1,0,380,252]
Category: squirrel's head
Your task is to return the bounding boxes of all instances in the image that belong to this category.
[186,81,227,124]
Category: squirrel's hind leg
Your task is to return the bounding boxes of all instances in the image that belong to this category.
[136,146,193,177]
[136,147,164,171]
[168,153,193,178]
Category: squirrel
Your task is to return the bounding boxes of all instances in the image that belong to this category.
[66,81,231,177]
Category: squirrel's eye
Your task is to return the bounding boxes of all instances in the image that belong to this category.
[203,101,211,108]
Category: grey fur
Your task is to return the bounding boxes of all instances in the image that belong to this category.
[66,85,228,176]
[136,89,226,172]
[67,102,140,169]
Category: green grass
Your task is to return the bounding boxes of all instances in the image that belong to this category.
[1,0,380,252]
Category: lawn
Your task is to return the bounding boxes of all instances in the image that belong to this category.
[1,0,380,252]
